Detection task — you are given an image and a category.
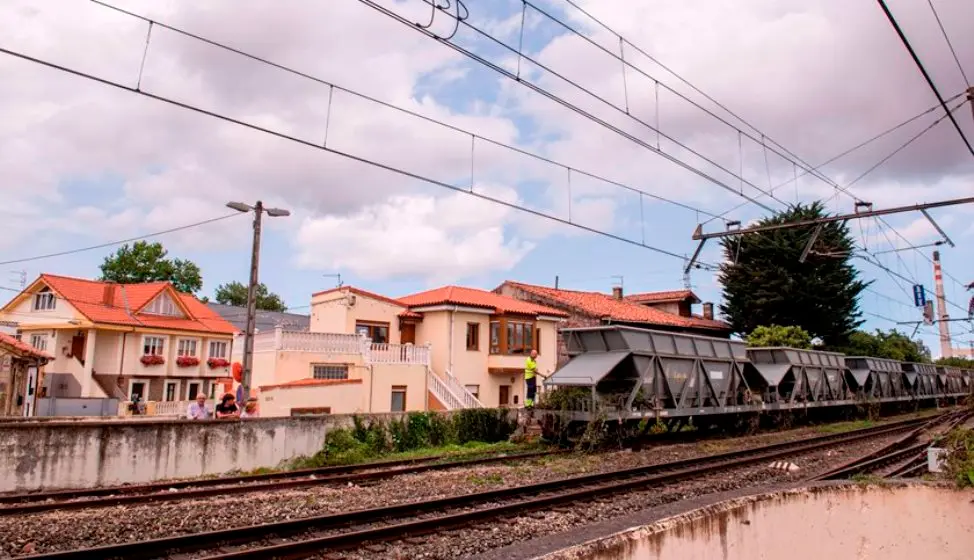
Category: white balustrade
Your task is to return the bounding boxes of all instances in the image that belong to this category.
[369,343,431,365]
[427,370,465,410]
[279,331,367,354]
[443,370,484,408]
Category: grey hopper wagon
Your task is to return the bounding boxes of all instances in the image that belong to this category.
[747,347,848,403]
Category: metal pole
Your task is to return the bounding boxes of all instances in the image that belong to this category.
[241,201,264,401]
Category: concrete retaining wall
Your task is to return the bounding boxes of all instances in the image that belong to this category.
[0,413,407,492]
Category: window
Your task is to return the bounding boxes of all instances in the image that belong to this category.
[355,321,389,343]
[29,334,47,352]
[177,339,198,357]
[391,385,407,412]
[128,379,148,400]
[144,292,181,316]
[464,384,480,400]
[143,336,165,356]
[33,289,56,311]
[187,381,202,400]
[466,323,480,351]
[164,381,179,402]
[489,318,537,355]
[209,340,228,359]
[312,364,349,380]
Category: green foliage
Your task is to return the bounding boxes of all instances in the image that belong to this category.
[935,356,974,369]
[537,386,592,411]
[941,428,974,488]
[718,202,869,345]
[828,329,931,362]
[99,241,203,293]
[746,324,812,348]
[213,280,288,312]
[293,409,522,467]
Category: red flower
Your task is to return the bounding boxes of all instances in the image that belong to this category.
[140,354,165,366]
[176,356,200,368]
[207,357,230,369]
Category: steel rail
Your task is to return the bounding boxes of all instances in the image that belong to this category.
[24,415,936,560]
[0,450,560,515]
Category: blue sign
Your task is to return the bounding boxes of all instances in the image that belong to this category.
[912,284,926,308]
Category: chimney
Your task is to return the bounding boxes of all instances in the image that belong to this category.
[612,286,623,300]
[702,302,714,320]
[932,251,952,358]
[102,283,116,307]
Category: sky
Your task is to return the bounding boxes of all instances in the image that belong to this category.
[1,0,973,356]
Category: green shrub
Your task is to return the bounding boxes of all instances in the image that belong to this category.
[941,428,974,488]
[428,411,454,446]
[453,408,517,444]
[538,386,591,411]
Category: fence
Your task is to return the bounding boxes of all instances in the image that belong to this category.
[34,397,120,417]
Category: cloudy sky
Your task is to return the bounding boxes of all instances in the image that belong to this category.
[1,0,972,354]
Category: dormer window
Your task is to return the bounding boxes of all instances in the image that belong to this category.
[144,292,182,317]
[33,288,56,311]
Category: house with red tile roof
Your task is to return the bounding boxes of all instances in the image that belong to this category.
[495,281,731,364]
[0,332,52,416]
[246,284,567,415]
[0,274,237,409]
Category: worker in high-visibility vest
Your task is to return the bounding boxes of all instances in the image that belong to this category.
[525,349,539,408]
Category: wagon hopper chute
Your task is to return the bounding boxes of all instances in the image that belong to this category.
[747,347,848,403]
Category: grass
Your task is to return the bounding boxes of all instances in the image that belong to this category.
[815,419,875,434]
[468,473,505,486]
[850,473,891,487]
[289,440,545,470]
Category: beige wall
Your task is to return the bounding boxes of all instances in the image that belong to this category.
[258,363,427,416]
[252,350,367,391]
[1,290,86,327]
[310,290,405,342]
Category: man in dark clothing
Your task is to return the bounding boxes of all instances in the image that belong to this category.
[215,393,240,418]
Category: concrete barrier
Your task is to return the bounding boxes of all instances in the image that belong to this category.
[0,416,341,492]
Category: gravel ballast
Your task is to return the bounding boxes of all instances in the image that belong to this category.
[0,418,922,557]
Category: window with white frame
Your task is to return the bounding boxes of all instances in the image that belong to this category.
[143,292,182,317]
[143,336,165,356]
[312,364,349,380]
[28,334,47,352]
[177,339,198,357]
[164,381,179,402]
[209,340,228,359]
[33,289,56,311]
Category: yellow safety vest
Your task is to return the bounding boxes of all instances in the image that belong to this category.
[525,357,538,380]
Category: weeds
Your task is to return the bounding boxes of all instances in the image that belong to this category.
[940,427,974,488]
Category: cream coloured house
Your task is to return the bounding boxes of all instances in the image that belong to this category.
[0,274,237,411]
[246,285,566,416]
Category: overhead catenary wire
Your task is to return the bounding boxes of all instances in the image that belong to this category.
[875,0,974,158]
[0,214,244,266]
[925,0,970,88]
[0,20,712,268]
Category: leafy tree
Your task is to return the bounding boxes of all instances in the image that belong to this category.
[213,281,287,312]
[99,241,202,293]
[828,329,931,363]
[935,356,974,369]
[718,201,869,346]
[746,324,812,349]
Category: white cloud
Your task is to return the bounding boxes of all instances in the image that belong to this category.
[294,186,535,284]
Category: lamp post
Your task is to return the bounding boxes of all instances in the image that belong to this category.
[226,201,290,402]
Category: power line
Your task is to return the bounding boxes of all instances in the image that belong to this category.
[875,0,974,158]
[926,0,970,88]
[354,0,788,213]
[0,214,243,266]
[0,20,710,267]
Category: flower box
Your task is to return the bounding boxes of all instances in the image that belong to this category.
[207,357,230,369]
[140,354,165,366]
[177,356,200,368]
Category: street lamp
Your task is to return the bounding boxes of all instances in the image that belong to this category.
[226,201,290,402]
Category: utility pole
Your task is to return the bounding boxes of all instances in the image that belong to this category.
[227,200,290,402]
[932,250,951,359]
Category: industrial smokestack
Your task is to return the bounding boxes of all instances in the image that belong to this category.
[932,250,952,359]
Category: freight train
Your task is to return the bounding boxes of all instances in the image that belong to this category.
[543,325,971,424]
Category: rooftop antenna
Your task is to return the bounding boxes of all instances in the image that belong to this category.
[323,273,343,288]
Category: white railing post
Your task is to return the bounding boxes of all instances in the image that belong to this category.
[274,326,284,350]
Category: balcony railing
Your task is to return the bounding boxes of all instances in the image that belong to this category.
[238,328,430,366]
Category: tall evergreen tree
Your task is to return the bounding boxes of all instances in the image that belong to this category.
[718,202,869,345]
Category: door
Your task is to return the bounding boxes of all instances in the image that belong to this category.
[23,366,38,417]
[130,381,147,401]
[187,382,201,400]
[499,385,510,407]
[71,335,86,364]
[400,323,416,345]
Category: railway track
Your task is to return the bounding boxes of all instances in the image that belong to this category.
[812,410,971,481]
[0,449,560,516]
[22,414,937,560]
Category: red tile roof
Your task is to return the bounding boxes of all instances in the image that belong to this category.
[260,378,363,391]
[399,286,568,318]
[501,281,729,331]
[28,274,237,335]
[0,332,53,360]
[312,286,408,309]
[625,289,700,304]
